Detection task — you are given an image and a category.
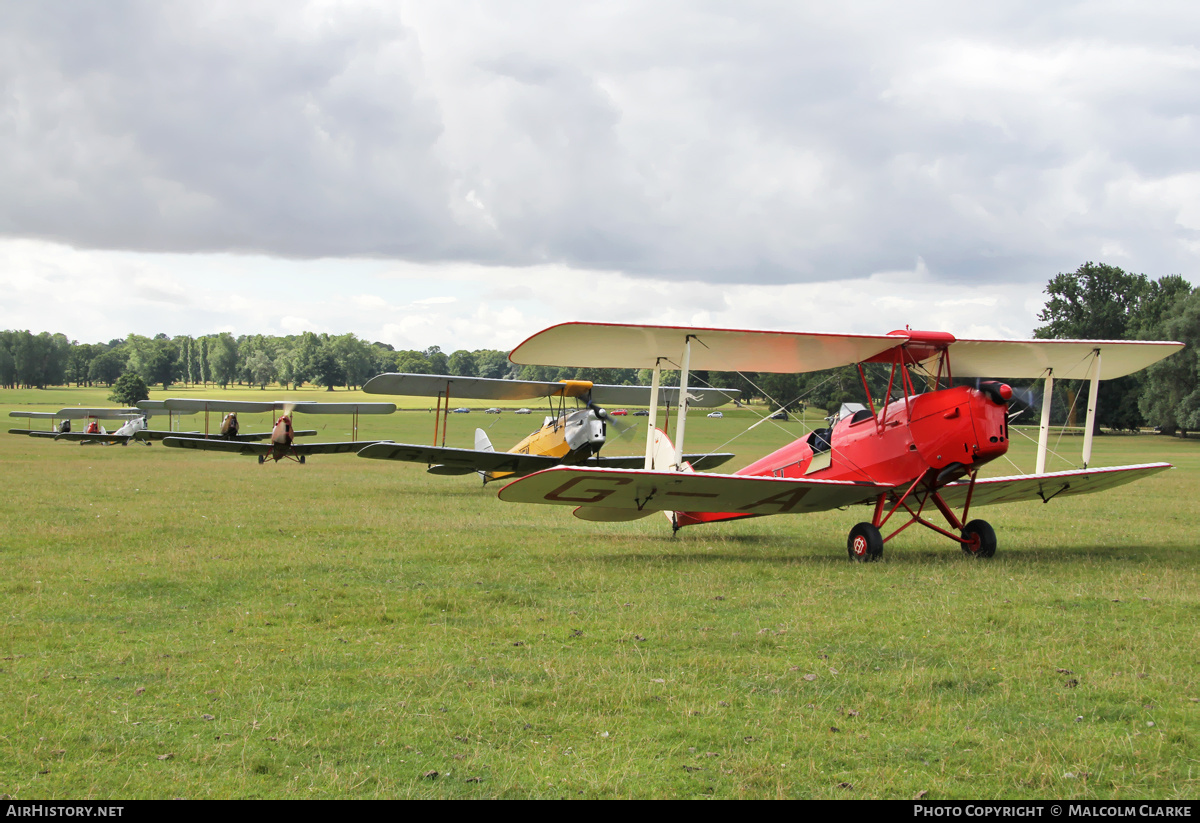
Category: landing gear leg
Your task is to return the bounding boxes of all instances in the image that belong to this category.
[847,522,883,562]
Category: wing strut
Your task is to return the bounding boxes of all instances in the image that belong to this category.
[1082,350,1101,468]
[672,335,695,470]
[644,360,663,469]
[1036,368,1053,474]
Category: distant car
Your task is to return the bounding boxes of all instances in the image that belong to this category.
[453,407,470,413]
[485,408,501,414]
[611,409,628,416]
[707,411,723,419]
[515,408,532,415]
[769,410,789,421]
[632,409,649,416]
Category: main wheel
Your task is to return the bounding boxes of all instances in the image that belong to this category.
[961,519,997,558]
[847,523,883,562]
[299,454,306,464]
[257,454,265,464]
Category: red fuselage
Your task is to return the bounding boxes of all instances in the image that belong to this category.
[677,384,1010,526]
[268,415,295,461]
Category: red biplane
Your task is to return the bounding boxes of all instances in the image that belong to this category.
[497,323,1183,560]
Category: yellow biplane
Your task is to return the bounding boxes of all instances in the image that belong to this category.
[357,373,739,482]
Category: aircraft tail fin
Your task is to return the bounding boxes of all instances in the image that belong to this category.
[650,427,695,527]
[650,427,694,473]
[475,428,495,452]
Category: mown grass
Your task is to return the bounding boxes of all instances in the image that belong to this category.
[0,389,1197,799]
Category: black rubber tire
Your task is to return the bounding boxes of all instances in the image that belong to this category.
[847,522,884,562]
[961,519,997,558]
[257,454,265,464]
[299,454,306,464]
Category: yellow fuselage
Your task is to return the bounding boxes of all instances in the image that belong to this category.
[485,408,606,481]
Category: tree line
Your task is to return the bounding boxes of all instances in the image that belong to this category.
[2,262,1196,433]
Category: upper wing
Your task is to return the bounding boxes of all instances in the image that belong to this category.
[148,399,395,415]
[508,323,1183,380]
[509,323,903,372]
[357,442,562,475]
[363,372,738,408]
[938,463,1173,507]
[498,466,888,515]
[923,339,1184,380]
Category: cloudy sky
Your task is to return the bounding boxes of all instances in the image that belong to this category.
[1,1,1197,351]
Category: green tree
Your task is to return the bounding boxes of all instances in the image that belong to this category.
[207,333,239,388]
[1033,262,1181,431]
[425,346,449,374]
[1139,287,1200,436]
[126,333,178,391]
[310,341,345,391]
[475,350,512,380]
[448,349,478,377]
[245,351,275,389]
[88,348,126,386]
[108,372,149,405]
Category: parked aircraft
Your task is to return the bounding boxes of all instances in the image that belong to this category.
[496,323,1183,560]
[357,373,739,482]
[157,399,396,463]
[8,407,198,445]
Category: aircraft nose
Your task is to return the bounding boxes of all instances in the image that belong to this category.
[979,381,1012,405]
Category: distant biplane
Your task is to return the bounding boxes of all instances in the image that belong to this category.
[157,399,396,463]
[357,373,739,482]
[497,323,1183,560]
[7,406,199,445]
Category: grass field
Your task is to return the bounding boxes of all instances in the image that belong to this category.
[1,386,1197,799]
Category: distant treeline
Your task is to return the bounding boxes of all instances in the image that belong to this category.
[0,327,878,413]
[2,263,1198,433]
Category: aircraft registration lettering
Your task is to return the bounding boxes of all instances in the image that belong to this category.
[738,487,812,512]
[544,475,634,504]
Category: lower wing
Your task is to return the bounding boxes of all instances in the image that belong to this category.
[938,463,1173,507]
[47,432,132,445]
[357,442,561,475]
[164,437,387,457]
[498,466,887,515]
[136,429,318,442]
[356,442,737,477]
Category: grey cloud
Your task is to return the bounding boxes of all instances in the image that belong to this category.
[1,1,1197,289]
